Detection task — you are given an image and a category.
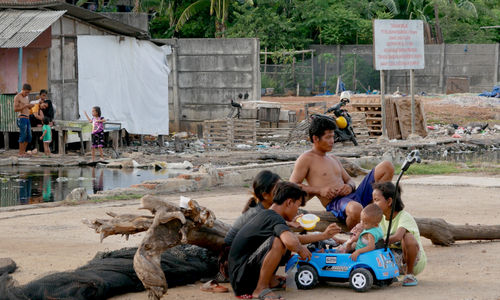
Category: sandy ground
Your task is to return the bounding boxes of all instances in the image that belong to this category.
[1,175,500,300]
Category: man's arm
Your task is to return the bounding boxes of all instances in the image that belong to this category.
[290,154,336,200]
[280,230,311,261]
[297,223,341,244]
[332,156,356,197]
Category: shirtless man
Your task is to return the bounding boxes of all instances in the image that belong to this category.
[14,83,34,157]
[290,116,394,229]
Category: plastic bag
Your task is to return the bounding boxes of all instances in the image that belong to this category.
[285,262,298,292]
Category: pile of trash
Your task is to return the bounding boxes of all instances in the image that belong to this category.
[426,122,500,139]
[479,85,500,98]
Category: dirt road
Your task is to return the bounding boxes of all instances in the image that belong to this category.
[1,175,500,300]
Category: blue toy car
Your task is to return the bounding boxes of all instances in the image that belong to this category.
[285,247,399,292]
[286,150,423,293]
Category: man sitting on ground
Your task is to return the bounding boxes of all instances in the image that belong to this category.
[290,116,394,229]
[228,181,341,300]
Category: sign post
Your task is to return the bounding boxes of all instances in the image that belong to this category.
[373,19,425,138]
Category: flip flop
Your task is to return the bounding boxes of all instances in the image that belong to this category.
[200,280,229,293]
[236,295,253,299]
[270,276,286,290]
[257,288,285,300]
[402,274,418,286]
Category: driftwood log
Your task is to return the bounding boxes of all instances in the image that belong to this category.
[85,195,500,299]
[309,211,500,246]
[86,195,228,300]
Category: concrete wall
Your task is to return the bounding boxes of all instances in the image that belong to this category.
[49,15,116,120]
[157,38,261,132]
[310,44,500,94]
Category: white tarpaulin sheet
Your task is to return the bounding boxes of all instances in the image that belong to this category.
[77,35,170,135]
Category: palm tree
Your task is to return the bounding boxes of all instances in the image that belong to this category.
[176,0,252,37]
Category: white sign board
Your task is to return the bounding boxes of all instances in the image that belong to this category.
[373,19,425,70]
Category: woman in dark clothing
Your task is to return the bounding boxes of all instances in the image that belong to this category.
[41,99,54,123]
[30,90,54,127]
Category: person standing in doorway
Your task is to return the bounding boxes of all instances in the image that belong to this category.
[14,83,34,157]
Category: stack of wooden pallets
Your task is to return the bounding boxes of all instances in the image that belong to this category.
[350,102,382,137]
[349,112,370,142]
[203,119,257,150]
[385,97,427,139]
[347,97,427,140]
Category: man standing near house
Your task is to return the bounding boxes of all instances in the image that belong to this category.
[14,83,34,157]
[290,116,394,230]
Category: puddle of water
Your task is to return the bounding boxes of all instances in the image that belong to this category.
[0,166,188,207]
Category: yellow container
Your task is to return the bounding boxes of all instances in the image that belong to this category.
[297,214,320,230]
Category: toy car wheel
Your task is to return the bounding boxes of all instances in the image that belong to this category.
[349,268,373,292]
[295,265,318,289]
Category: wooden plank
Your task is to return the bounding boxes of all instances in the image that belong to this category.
[385,97,402,140]
[393,98,427,139]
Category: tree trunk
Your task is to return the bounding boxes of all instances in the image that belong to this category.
[434,4,443,44]
[308,211,500,246]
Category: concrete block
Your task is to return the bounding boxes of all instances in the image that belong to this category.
[177,39,256,55]
[180,105,229,121]
[178,55,253,72]
[65,187,88,202]
[179,88,254,105]
[178,72,253,89]
[240,108,258,119]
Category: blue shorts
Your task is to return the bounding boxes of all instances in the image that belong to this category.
[325,168,376,220]
[17,118,32,143]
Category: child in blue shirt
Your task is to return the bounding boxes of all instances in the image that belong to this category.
[348,203,384,261]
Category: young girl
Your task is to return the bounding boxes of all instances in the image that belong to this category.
[225,170,281,247]
[216,171,281,286]
[84,106,106,161]
[372,181,427,286]
[39,117,51,157]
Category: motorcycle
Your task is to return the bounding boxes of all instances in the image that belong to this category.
[320,96,358,146]
[286,93,358,146]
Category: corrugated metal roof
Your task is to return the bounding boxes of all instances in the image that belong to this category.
[0,9,65,48]
[0,1,150,39]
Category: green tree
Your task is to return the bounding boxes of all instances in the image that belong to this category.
[226,1,309,50]
[175,0,253,37]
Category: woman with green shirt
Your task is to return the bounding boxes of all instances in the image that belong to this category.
[372,181,427,287]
